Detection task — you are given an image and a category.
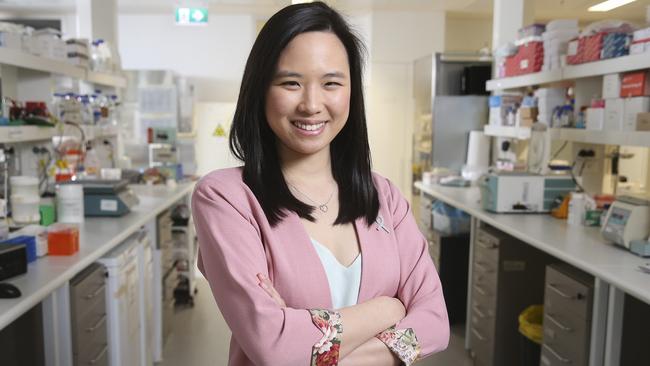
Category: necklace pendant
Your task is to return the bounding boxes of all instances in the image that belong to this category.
[319,204,328,213]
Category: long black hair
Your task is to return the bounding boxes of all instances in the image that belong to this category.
[229,1,379,227]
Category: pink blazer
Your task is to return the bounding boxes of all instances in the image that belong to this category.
[192,167,449,366]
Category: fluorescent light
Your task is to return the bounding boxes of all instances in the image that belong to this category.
[292,0,313,4]
[588,0,636,12]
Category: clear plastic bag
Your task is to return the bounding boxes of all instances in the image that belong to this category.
[431,200,470,236]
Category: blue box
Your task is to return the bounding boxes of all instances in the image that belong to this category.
[1,236,37,263]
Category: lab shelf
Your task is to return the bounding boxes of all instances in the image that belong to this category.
[549,128,650,148]
[0,125,56,143]
[0,47,85,78]
[86,71,128,88]
[486,53,650,91]
[486,69,563,91]
[483,124,531,139]
[80,124,119,140]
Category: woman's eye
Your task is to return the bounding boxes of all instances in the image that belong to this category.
[325,82,342,87]
[281,81,300,87]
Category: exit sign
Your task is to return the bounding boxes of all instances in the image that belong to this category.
[176,7,208,25]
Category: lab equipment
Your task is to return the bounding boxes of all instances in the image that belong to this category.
[601,196,650,249]
[630,240,650,257]
[96,232,144,366]
[0,243,27,281]
[9,225,47,257]
[0,236,36,263]
[480,172,576,213]
[64,179,139,217]
[0,282,21,298]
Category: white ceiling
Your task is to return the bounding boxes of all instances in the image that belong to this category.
[0,0,647,22]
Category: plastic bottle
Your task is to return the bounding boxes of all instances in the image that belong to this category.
[83,143,101,178]
[567,193,585,226]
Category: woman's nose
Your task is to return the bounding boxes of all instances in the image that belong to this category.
[297,87,322,114]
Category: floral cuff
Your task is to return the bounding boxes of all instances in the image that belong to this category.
[376,326,421,365]
[309,309,343,366]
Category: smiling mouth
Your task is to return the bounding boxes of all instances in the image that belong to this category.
[291,121,327,131]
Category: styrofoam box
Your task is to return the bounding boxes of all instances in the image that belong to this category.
[623,97,650,131]
[547,19,579,32]
[603,74,622,99]
[633,27,650,42]
[0,32,22,49]
[631,42,646,55]
[604,98,624,130]
[586,108,605,130]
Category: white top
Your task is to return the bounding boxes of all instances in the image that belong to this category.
[311,239,361,309]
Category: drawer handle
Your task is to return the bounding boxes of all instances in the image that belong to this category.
[473,284,488,296]
[86,314,107,333]
[547,283,575,299]
[543,344,572,363]
[545,313,572,332]
[474,262,492,273]
[471,327,486,341]
[85,284,106,300]
[89,344,108,364]
[472,305,486,318]
[477,240,495,249]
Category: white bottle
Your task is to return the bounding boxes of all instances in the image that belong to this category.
[567,192,585,226]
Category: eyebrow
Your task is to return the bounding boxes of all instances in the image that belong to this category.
[274,70,347,79]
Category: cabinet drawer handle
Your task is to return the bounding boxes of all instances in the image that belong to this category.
[547,283,574,299]
[86,314,107,333]
[471,327,486,341]
[476,240,495,249]
[474,262,492,273]
[472,305,486,318]
[85,284,106,300]
[473,284,488,296]
[89,344,108,364]
[545,313,573,332]
[543,344,572,363]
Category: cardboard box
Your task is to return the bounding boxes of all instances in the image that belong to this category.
[624,97,650,131]
[636,112,650,131]
[519,107,538,119]
[604,98,624,130]
[602,73,621,99]
[586,108,605,130]
[621,71,650,97]
[519,117,535,127]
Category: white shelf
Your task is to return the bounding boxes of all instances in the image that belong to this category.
[80,124,119,140]
[484,124,531,139]
[486,53,650,91]
[563,53,650,80]
[0,125,55,143]
[0,47,84,78]
[86,71,127,88]
[549,128,650,147]
[486,69,563,91]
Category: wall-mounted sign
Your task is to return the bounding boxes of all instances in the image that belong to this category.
[176,7,208,25]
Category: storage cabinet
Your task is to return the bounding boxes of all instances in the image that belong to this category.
[541,264,594,366]
[469,224,555,366]
[70,263,108,366]
[429,230,470,324]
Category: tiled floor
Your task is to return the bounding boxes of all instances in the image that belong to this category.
[161,278,474,365]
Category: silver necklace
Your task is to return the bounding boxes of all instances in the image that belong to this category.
[288,182,336,213]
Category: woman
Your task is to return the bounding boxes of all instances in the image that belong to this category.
[192,2,449,365]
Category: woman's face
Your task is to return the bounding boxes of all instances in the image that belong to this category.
[265,31,351,159]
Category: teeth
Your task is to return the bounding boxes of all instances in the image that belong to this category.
[293,122,325,131]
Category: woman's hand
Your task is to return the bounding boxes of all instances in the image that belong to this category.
[257,273,287,307]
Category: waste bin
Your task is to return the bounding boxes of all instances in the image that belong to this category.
[518,305,543,366]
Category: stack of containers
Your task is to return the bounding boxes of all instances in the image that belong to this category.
[542,19,579,71]
[66,39,90,68]
[630,26,650,55]
[621,70,650,132]
[30,28,66,61]
[0,22,24,50]
[9,176,41,225]
[603,73,623,131]
[489,94,522,126]
[505,24,545,77]
[534,88,566,126]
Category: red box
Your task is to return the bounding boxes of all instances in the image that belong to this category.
[581,32,605,63]
[48,224,79,256]
[621,71,650,97]
[504,41,544,76]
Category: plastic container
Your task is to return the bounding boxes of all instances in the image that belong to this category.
[431,200,471,236]
[10,176,39,197]
[9,224,48,257]
[56,183,84,223]
[10,195,41,224]
[83,144,100,178]
[1,235,37,263]
[518,305,543,366]
[47,223,79,255]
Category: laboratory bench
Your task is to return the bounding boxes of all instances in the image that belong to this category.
[0,181,195,366]
[415,181,650,366]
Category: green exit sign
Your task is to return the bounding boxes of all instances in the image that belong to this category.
[175,7,208,25]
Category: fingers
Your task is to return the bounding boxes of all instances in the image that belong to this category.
[256,273,287,307]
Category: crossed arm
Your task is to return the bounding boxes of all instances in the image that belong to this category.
[257,273,403,365]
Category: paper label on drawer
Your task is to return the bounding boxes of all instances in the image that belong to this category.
[503,260,526,271]
[101,199,118,212]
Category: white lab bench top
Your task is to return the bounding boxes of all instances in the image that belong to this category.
[414,181,650,305]
[0,181,196,331]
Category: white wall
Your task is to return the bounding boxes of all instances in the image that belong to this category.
[445,16,492,52]
[117,14,256,102]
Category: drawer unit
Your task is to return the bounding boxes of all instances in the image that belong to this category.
[469,224,555,366]
[70,263,107,366]
[542,264,594,366]
[428,230,470,324]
